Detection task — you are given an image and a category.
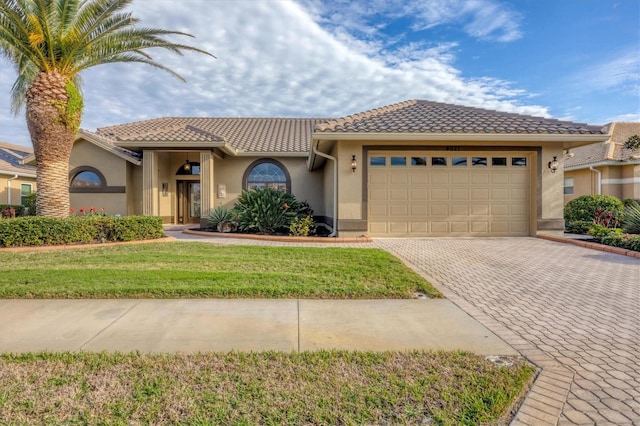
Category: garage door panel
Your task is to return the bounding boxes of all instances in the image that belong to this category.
[368,152,530,236]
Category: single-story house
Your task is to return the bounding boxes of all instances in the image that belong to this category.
[28,99,611,237]
[564,122,640,203]
[0,141,36,209]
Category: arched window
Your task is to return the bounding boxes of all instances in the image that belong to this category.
[243,159,290,192]
[176,161,200,175]
[69,167,107,192]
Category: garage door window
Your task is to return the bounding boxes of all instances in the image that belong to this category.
[512,157,527,166]
[370,156,386,166]
[431,157,447,166]
[472,157,487,166]
[391,157,407,166]
[492,157,507,166]
[453,156,467,167]
[411,157,427,166]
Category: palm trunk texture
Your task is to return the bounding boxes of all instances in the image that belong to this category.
[26,71,77,218]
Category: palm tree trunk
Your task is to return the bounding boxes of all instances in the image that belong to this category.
[25,71,78,218]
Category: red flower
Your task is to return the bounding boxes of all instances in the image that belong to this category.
[100,207,105,213]
[90,207,96,213]
[80,208,86,214]
[70,208,75,214]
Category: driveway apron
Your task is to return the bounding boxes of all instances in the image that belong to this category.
[374,237,639,425]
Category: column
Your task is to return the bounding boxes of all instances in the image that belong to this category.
[142,150,158,216]
[200,151,215,223]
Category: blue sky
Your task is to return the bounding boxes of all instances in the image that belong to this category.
[1,0,638,148]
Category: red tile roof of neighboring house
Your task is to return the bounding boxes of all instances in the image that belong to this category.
[565,122,640,168]
[315,100,607,135]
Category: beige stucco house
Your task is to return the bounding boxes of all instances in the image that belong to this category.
[564,122,640,204]
[0,141,36,210]
[32,99,610,237]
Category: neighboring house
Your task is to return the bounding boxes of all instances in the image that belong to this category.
[0,141,37,210]
[25,99,610,237]
[564,122,640,204]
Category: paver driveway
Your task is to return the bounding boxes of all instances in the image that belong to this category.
[374,237,639,425]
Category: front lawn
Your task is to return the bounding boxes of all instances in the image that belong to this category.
[0,351,535,425]
[0,242,442,299]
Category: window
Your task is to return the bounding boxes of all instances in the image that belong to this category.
[370,156,386,166]
[472,157,487,166]
[244,159,290,192]
[176,161,200,175]
[452,156,467,167]
[20,184,32,205]
[70,170,103,188]
[431,157,447,166]
[411,157,427,166]
[492,157,507,166]
[390,156,407,166]
[564,178,574,195]
[512,157,527,166]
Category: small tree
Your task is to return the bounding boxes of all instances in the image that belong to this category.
[624,135,640,150]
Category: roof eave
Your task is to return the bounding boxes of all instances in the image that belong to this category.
[0,169,37,178]
[236,151,308,157]
[79,130,142,165]
[312,132,609,146]
[114,140,238,156]
[565,159,640,171]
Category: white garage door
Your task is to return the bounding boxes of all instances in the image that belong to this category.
[368,151,531,236]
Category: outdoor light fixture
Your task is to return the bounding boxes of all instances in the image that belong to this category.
[351,155,357,172]
[548,156,559,173]
[183,159,191,172]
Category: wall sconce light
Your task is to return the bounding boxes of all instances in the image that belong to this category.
[548,156,559,173]
[351,155,357,172]
[161,182,169,197]
[183,159,191,172]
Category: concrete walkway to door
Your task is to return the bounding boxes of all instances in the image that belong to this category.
[375,238,639,425]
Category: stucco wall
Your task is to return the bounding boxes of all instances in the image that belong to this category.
[69,140,128,215]
[212,156,324,215]
[565,164,640,204]
[564,168,593,204]
[0,174,36,206]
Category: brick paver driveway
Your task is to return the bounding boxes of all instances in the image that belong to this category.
[374,238,639,425]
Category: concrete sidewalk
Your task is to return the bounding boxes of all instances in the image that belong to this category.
[0,299,517,355]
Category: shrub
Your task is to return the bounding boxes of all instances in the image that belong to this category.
[564,220,593,235]
[587,225,623,239]
[289,215,316,237]
[564,195,624,233]
[232,189,301,234]
[24,193,37,216]
[622,200,640,235]
[600,234,640,252]
[0,205,25,217]
[0,215,164,247]
[206,206,236,230]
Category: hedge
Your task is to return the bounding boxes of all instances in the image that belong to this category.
[600,234,640,252]
[0,216,165,248]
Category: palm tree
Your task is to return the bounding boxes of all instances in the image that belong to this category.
[0,0,213,217]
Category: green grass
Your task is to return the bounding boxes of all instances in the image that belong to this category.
[0,351,535,425]
[0,242,442,299]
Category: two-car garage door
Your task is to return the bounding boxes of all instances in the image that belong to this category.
[368,151,531,237]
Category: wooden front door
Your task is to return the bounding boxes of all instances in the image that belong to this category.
[177,181,201,224]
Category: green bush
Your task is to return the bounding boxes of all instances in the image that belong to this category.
[587,225,623,239]
[24,193,37,215]
[289,215,316,237]
[206,206,236,230]
[0,216,164,247]
[564,195,624,233]
[232,189,302,234]
[564,220,593,235]
[0,205,26,217]
[600,234,640,252]
[622,200,640,234]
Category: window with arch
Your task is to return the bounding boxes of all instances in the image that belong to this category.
[69,167,106,191]
[243,159,290,192]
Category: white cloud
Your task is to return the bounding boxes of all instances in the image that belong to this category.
[1,0,542,147]
[574,49,640,95]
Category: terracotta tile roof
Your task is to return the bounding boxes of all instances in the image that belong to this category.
[565,122,640,168]
[96,117,329,153]
[0,141,36,176]
[314,100,607,135]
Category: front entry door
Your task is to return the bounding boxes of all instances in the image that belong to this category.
[177,181,201,224]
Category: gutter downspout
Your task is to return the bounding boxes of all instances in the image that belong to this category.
[7,174,18,204]
[590,166,602,195]
[312,142,337,237]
